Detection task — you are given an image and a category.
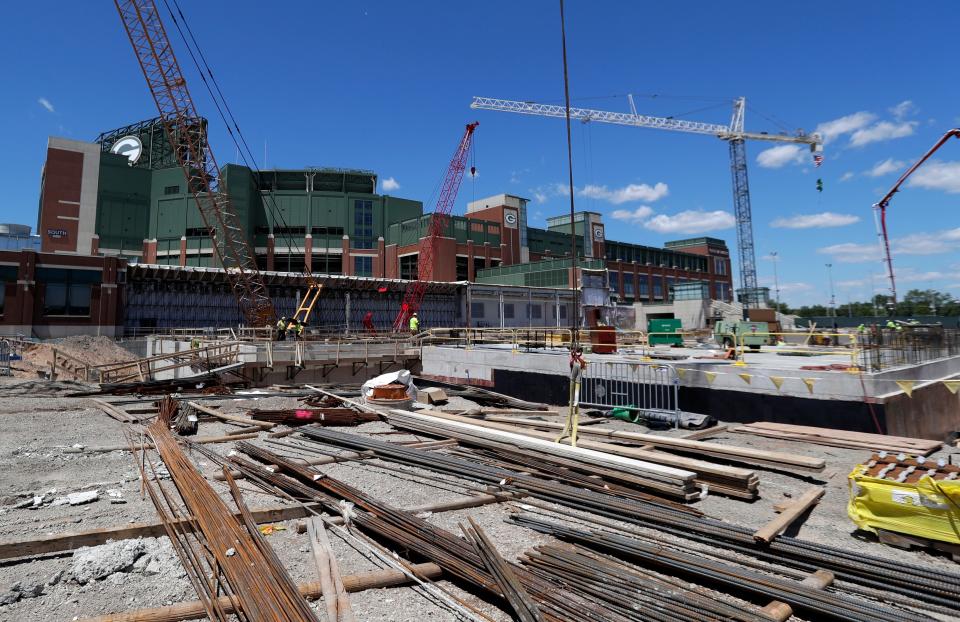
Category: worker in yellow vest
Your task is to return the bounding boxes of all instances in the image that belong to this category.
[409,312,420,334]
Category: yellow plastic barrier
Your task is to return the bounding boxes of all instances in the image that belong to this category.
[847,464,960,545]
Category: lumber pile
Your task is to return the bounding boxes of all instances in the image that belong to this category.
[731,422,942,456]
[388,409,759,499]
[484,416,825,472]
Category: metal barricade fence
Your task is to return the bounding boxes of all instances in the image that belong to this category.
[579,360,681,427]
[0,340,10,376]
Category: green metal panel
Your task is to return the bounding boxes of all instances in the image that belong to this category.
[95,152,151,253]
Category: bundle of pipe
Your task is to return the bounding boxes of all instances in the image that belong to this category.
[296,427,960,613]
[158,396,198,436]
[386,409,759,499]
[512,515,929,622]
[248,407,379,427]
[135,414,319,621]
[69,372,232,397]
[381,410,705,500]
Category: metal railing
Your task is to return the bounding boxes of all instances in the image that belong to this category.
[0,340,10,377]
[855,327,960,371]
[579,360,681,428]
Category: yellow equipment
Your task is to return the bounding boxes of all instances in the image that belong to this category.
[292,283,323,324]
[848,453,960,546]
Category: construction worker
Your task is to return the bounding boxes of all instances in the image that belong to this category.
[295,319,306,341]
[287,319,301,341]
[409,312,420,334]
[363,311,376,335]
[276,316,289,341]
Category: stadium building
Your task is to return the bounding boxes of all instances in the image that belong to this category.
[4,116,735,336]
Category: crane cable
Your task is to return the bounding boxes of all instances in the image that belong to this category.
[163,0,305,273]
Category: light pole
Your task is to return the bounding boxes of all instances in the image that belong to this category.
[769,252,781,313]
[825,263,835,317]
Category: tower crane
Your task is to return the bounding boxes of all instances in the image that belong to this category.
[470,96,823,309]
[393,122,478,332]
[873,128,960,306]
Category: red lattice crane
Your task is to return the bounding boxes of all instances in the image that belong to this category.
[114,0,276,326]
[393,122,478,332]
[874,128,960,305]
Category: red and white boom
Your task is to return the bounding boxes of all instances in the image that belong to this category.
[393,122,478,331]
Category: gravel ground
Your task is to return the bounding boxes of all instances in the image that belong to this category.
[0,377,957,621]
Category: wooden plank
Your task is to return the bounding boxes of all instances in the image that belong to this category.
[68,432,261,454]
[679,424,728,441]
[0,490,517,561]
[735,421,940,452]
[78,562,442,622]
[91,398,137,424]
[0,503,321,561]
[308,517,356,622]
[186,400,273,429]
[753,487,824,543]
[480,416,822,472]
[761,569,834,622]
[732,424,941,456]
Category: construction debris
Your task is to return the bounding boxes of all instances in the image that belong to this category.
[68,371,235,397]
[753,486,825,542]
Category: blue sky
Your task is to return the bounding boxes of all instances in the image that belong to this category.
[2,1,958,306]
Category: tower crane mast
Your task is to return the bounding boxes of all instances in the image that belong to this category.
[114,0,276,326]
[471,96,822,309]
[393,122,478,332]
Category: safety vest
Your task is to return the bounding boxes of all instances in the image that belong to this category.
[409,317,420,332]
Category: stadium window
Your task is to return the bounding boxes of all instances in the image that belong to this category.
[354,256,373,277]
[714,257,727,275]
[163,185,180,195]
[473,257,486,277]
[399,254,419,280]
[527,304,542,319]
[37,268,99,316]
[353,200,374,249]
[503,303,514,319]
[470,302,485,318]
[456,256,469,281]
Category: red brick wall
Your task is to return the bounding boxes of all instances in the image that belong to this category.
[38,148,84,253]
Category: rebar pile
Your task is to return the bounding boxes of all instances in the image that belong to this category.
[248,407,379,427]
[220,441,629,621]
[522,543,769,622]
[135,415,319,622]
[512,515,931,622]
[296,426,960,613]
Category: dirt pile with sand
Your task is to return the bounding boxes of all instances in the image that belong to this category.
[12,336,138,379]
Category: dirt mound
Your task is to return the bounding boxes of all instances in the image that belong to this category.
[13,336,138,379]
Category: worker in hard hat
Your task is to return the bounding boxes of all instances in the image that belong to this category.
[409,312,420,334]
[276,316,289,341]
[295,319,306,341]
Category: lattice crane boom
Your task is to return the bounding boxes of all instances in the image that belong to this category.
[114,0,276,326]
[471,95,822,308]
[393,122,478,332]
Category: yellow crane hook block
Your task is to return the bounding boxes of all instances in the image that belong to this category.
[848,453,960,545]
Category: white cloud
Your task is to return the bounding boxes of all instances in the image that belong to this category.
[37,97,55,113]
[756,144,805,169]
[644,210,735,234]
[907,160,960,193]
[579,182,668,204]
[840,171,855,182]
[381,177,400,191]
[533,192,548,204]
[815,111,876,144]
[890,100,915,120]
[866,158,905,177]
[778,282,814,294]
[818,227,960,263]
[771,212,861,229]
[849,121,917,147]
[610,206,654,223]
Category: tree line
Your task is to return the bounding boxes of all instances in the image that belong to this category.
[770,289,960,318]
